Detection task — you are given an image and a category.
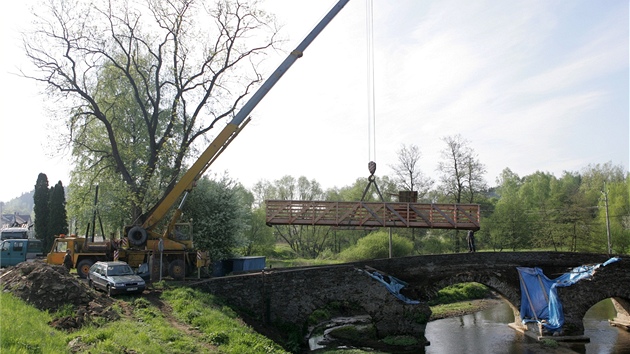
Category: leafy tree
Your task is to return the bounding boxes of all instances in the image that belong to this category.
[23,0,281,224]
[182,175,249,262]
[67,181,129,239]
[33,173,50,247]
[230,183,275,257]
[553,171,590,252]
[485,169,531,251]
[579,162,627,251]
[239,207,275,256]
[389,143,434,200]
[519,171,563,250]
[599,178,630,254]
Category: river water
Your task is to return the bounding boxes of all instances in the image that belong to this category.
[424,299,630,354]
[309,299,630,353]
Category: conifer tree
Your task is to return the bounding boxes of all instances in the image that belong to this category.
[33,173,50,248]
[47,181,69,251]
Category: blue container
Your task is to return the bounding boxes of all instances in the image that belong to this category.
[212,259,233,277]
[230,256,266,273]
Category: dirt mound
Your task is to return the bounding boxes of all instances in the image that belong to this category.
[0,261,118,331]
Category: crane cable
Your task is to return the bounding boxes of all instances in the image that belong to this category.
[361,0,383,202]
[366,0,376,167]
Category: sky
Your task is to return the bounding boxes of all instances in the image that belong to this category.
[1,0,628,203]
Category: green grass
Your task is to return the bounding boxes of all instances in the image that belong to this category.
[429,301,479,318]
[0,292,69,354]
[0,287,288,354]
[161,287,289,354]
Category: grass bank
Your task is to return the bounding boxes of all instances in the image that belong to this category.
[0,286,289,354]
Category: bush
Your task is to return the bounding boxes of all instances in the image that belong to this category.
[429,282,490,305]
[338,231,414,261]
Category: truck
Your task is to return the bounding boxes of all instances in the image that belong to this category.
[1,238,44,267]
[0,227,32,241]
[47,186,203,280]
[46,0,350,280]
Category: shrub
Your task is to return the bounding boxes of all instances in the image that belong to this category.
[338,231,414,261]
[429,283,490,305]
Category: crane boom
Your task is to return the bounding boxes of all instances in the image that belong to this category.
[133,0,351,242]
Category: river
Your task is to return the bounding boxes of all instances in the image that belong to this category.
[309,298,630,353]
[424,299,630,354]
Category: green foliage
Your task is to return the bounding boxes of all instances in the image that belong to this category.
[47,181,68,238]
[334,175,398,203]
[416,233,449,254]
[52,303,75,319]
[486,171,533,251]
[238,207,275,257]
[308,309,331,325]
[338,231,414,261]
[429,282,490,306]
[183,176,249,261]
[541,339,559,348]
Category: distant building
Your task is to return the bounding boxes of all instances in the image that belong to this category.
[1,213,33,229]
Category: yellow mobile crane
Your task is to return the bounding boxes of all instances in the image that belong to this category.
[47,0,351,280]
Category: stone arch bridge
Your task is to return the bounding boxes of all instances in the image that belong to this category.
[191,252,629,343]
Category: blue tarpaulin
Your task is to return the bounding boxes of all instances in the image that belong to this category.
[517,257,620,331]
[361,269,420,304]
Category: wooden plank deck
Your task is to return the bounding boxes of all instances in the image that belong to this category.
[265,200,480,230]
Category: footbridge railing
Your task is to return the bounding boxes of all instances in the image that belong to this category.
[265,200,480,230]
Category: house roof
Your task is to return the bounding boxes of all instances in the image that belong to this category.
[1,213,32,229]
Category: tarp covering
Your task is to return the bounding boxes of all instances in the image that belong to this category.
[361,268,420,304]
[518,257,620,331]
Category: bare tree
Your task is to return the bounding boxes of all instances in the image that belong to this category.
[22,0,280,222]
[437,135,487,203]
[437,135,487,252]
[389,143,434,200]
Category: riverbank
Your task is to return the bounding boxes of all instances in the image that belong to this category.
[429,297,505,321]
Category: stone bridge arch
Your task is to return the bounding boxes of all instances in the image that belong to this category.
[557,260,630,334]
[425,272,522,321]
[349,252,627,337]
[193,265,431,339]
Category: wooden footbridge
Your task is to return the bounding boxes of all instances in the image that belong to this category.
[265,200,480,230]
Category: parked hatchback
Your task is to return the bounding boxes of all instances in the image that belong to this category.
[88,261,146,296]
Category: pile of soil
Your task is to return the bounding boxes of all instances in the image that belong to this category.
[0,261,118,331]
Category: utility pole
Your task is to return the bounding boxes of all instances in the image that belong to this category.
[603,182,612,255]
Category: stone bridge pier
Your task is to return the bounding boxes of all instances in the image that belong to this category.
[192,252,629,346]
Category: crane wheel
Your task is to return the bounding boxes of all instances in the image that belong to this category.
[128,226,148,246]
[168,259,186,280]
[77,259,95,279]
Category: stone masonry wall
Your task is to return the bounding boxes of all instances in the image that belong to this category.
[193,252,629,338]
